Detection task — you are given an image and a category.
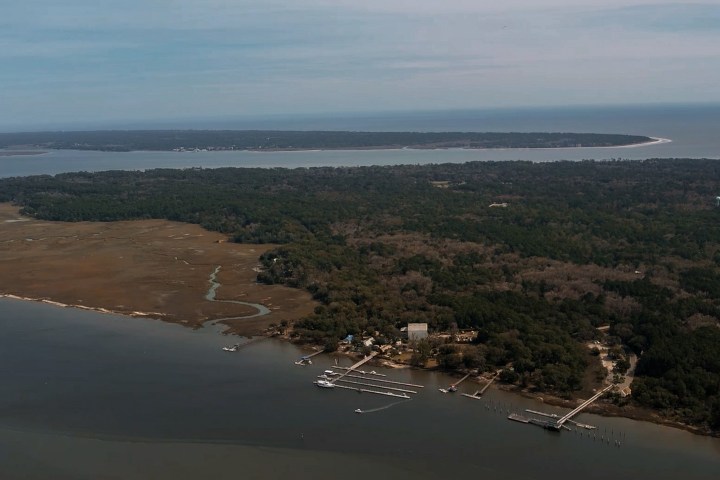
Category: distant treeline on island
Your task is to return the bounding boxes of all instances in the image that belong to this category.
[0,130,652,152]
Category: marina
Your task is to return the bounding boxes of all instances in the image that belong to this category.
[309,351,424,400]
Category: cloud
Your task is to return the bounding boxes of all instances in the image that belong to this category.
[2,0,719,128]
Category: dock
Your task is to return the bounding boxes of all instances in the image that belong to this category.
[525,409,597,429]
[461,371,499,399]
[329,352,379,384]
[440,372,472,393]
[334,378,417,394]
[333,383,410,399]
[508,413,530,423]
[522,385,613,431]
[337,373,424,389]
[295,350,324,365]
[333,366,387,377]
[552,385,614,430]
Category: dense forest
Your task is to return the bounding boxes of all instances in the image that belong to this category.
[1,159,719,431]
[0,130,652,152]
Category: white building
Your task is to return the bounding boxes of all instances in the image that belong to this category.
[407,323,428,341]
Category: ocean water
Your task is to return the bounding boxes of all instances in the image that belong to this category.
[1,104,719,178]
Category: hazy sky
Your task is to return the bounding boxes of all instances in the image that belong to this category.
[2,1,720,130]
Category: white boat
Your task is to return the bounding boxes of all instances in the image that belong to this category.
[355,409,363,413]
[222,344,239,352]
[324,370,337,375]
[314,379,335,388]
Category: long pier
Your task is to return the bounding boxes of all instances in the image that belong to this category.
[330,352,378,384]
[333,383,410,398]
[453,373,471,387]
[334,378,417,394]
[462,371,498,399]
[551,385,614,430]
[338,373,424,389]
[334,366,387,377]
[295,350,324,365]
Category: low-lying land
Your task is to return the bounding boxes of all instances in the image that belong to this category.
[0,159,718,434]
[0,204,314,335]
[0,129,653,152]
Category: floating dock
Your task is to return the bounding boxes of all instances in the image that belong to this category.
[461,393,483,400]
[525,409,597,429]
[338,373,423,388]
[334,366,387,377]
[333,383,410,398]
[508,413,530,423]
[333,378,417,394]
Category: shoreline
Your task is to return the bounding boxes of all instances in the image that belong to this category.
[314,346,717,438]
[29,137,669,156]
[0,293,168,319]
[1,291,715,438]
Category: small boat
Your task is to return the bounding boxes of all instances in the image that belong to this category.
[324,370,337,375]
[222,344,239,352]
[355,409,363,414]
[314,379,335,388]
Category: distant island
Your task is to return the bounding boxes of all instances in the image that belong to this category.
[0,130,655,152]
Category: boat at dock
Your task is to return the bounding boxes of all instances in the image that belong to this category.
[314,379,335,388]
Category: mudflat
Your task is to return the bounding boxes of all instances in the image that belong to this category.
[0,203,315,335]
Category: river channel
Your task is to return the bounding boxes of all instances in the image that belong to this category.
[0,297,717,479]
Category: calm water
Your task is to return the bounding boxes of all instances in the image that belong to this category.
[0,298,718,479]
[1,104,720,178]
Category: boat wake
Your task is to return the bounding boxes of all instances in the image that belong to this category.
[355,398,412,414]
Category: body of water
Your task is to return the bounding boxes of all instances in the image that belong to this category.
[1,104,719,178]
[0,298,718,479]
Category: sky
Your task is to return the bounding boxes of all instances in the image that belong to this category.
[2,0,720,130]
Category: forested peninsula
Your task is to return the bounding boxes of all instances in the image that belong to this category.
[0,130,652,152]
[1,159,719,433]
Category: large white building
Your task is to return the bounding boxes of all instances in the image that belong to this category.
[407,323,428,341]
